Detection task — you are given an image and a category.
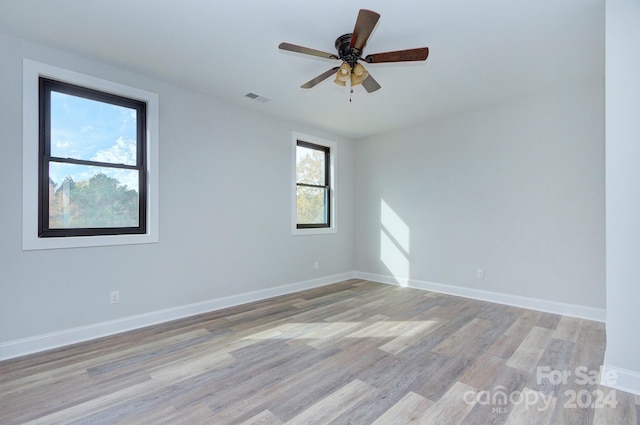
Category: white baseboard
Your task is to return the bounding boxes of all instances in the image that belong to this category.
[600,364,640,396]
[354,271,606,322]
[0,271,606,361]
[0,272,356,361]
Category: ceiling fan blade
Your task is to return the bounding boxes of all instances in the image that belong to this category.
[364,47,429,63]
[279,42,338,60]
[349,9,380,52]
[301,67,341,89]
[361,73,381,93]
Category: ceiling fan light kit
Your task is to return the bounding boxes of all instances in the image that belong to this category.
[279,9,429,94]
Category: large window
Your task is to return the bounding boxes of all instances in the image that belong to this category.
[39,78,147,237]
[23,60,159,250]
[292,132,336,235]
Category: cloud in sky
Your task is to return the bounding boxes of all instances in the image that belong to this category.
[91,137,137,166]
[55,140,72,149]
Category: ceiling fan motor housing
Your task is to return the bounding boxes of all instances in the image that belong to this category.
[335,33,360,66]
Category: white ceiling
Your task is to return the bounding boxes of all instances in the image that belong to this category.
[0,0,604,139]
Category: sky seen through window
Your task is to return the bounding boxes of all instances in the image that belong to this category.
[49,91,139,190]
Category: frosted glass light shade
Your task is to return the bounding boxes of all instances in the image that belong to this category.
[333,62,351,86]
[351,63,368,86]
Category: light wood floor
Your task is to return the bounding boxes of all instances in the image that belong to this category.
[1,279,638,424]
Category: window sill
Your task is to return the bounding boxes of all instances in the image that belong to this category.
[23,233,158,251]
[291,227,337,236]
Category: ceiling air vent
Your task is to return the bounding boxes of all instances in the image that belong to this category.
[245,92,270,103]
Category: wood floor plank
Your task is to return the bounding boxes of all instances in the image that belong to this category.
[306,320,376,350]
[506,326,554,373]
[344,320,404,339]
[488,310,543,360]
[553,316,582,343]
[420,381,478,425]
[115,405,178,425]
[432,318,493,357]
[460,363,531,425]
[530,337,575,398]
[459,352,506,390]
[371,391,432,424]
[239,410,284,425]
[570,320,607,372]
[378,318,444,355]
[536,312,563,330]
[413,353,477,401]
[283,379,379,424]
[116,402,214,425]
[503,387,557,425]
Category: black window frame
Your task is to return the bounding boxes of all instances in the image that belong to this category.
[38,77,147,238]
[296,140,331,229]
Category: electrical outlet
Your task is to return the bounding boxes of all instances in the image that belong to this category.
[314,261,319,270]
[476,269,484,279]
[110,290,120,304]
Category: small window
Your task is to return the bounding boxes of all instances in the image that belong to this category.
[296,140,330,228]
[291,132,336,235]
[39,77,147,237]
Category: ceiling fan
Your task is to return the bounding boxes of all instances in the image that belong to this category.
[279,9,429,93]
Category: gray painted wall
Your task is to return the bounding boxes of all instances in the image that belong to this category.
[354,81,605,309]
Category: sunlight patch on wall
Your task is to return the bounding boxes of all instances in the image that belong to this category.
[380,199,410,286]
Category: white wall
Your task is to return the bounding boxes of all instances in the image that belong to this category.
[0,33,354,353]
[354,81,605,312]
[603,0,640,395]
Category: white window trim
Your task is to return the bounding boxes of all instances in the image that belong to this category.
[22,59,159,250]
[291,131,337,235]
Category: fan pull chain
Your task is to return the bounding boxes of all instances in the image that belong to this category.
[350,89,353,102]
